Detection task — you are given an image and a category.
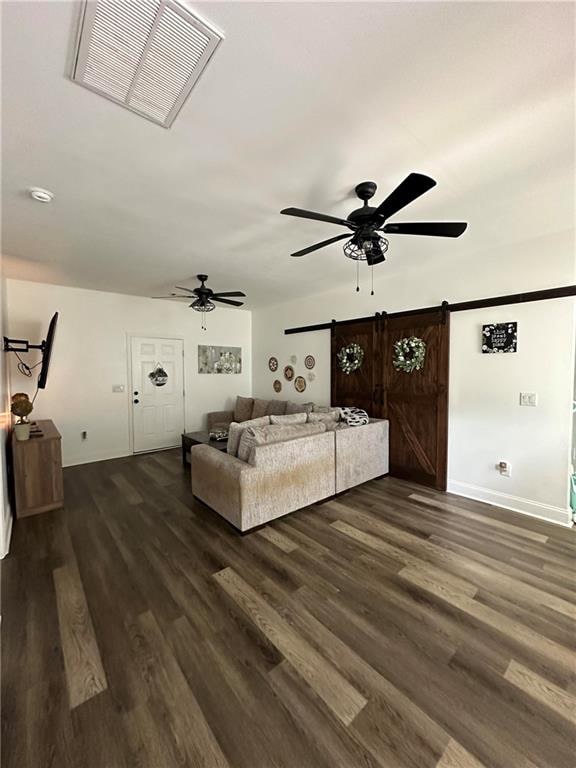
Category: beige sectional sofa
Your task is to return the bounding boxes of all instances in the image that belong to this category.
[191,415,389,532]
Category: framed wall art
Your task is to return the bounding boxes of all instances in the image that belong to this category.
[198,345,242,373]
[482,322,517,354]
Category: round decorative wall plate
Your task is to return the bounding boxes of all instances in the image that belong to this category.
[268,356,278,372]
[294,376,306,393]
[304,355,315,370]
[284,365,294,381]
[290,355,297,365]
[307,372,316,382]
[273,379,282,393]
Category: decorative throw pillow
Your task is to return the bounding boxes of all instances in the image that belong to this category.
[308,411,340,424]
[266,399,287,416]
[270,413,307,425]
[237,422,327,464]
[340,407,369,426]
[234,396,254,422]
[285,401,314,415]
[227,415,270,456]
[251,398,270,419]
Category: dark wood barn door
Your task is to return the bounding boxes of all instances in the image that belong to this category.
[331,318,381,417]
[383,309,449,490]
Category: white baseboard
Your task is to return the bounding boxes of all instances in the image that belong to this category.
[447,480,573,528]
[64,450,132,468]
[1,514,13,559]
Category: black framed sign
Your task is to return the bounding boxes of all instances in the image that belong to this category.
[482,322,517,353]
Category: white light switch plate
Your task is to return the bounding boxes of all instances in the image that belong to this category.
[112,385,125,393]
[519,392,537,406]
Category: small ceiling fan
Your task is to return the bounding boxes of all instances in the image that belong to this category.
[280,173,467,269]
[152,274,246,329]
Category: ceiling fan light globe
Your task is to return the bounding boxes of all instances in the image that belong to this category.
[192,299,215,312]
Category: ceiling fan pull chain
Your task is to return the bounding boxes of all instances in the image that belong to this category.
[356,259,360,293]
[371,263,374,296]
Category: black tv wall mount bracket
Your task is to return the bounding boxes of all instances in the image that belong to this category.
[3,337,46,353]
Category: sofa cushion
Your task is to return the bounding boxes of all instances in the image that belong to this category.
[251,398,270,419]
[308,410,340,424]
[313,405,340,414]
[324,421,350,432]
[285,401,314,415]
[270,412,307,425]
[234,396,254,422]
[227,416,270,457]
[266,399,287,416]
[237,422,326,464]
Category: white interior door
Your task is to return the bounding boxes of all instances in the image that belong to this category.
[130,336,184,453]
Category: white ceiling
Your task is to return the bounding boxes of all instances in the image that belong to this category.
[2,1,574,308]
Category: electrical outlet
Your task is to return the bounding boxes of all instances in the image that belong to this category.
[498,460,511,477]
[519,392,537,407]
[81,431,87,440]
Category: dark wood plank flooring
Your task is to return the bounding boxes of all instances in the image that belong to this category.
[2,449,575,767]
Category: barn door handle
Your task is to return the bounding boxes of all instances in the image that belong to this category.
[133,399,139,404]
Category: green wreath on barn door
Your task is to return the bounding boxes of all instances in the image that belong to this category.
[337,342,364,374]
[392,336,426,373]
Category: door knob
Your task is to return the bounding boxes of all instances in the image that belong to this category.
[133,399,139,404]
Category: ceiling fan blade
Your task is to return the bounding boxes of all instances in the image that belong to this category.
[211,291,246,298]
[212,297,244,307]
[291,233,350,257]
[151,294,192,298]
[374,173,436,221]
[383,222,468,237]
[175,285,196,293]
[281,207,355,229]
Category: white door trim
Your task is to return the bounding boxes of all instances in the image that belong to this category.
[127,333,186,455]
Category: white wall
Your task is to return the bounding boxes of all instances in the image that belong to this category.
[6,280,252,467]
[252,259,575,527]
[0,257,13,557]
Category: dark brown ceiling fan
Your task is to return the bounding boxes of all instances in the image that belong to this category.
[152,274,246,328]
[281,173,467,266]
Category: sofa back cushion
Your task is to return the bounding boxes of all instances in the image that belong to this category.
[308,410,340,424]
[251,398,270,419]
[285,401,314,415]
[266,399,287,416]
[234,396,254,422]
[270,412,307,425]
[227,415,270,457]
[313,405,341,414]
[237,422,326,464]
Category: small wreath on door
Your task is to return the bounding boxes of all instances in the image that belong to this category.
[337,343,364,375]
[393,336,426,373]
[148,363,168,387]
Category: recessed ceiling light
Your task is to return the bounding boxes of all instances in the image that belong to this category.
[28,187,54,203]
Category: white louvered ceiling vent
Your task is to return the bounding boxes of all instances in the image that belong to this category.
[71,0,223,127]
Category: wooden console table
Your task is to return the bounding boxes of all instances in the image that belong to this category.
[12,419,64,518]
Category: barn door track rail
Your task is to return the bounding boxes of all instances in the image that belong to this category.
[284,285,576,335]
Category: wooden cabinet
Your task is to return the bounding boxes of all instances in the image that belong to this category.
[12,419,64,518]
